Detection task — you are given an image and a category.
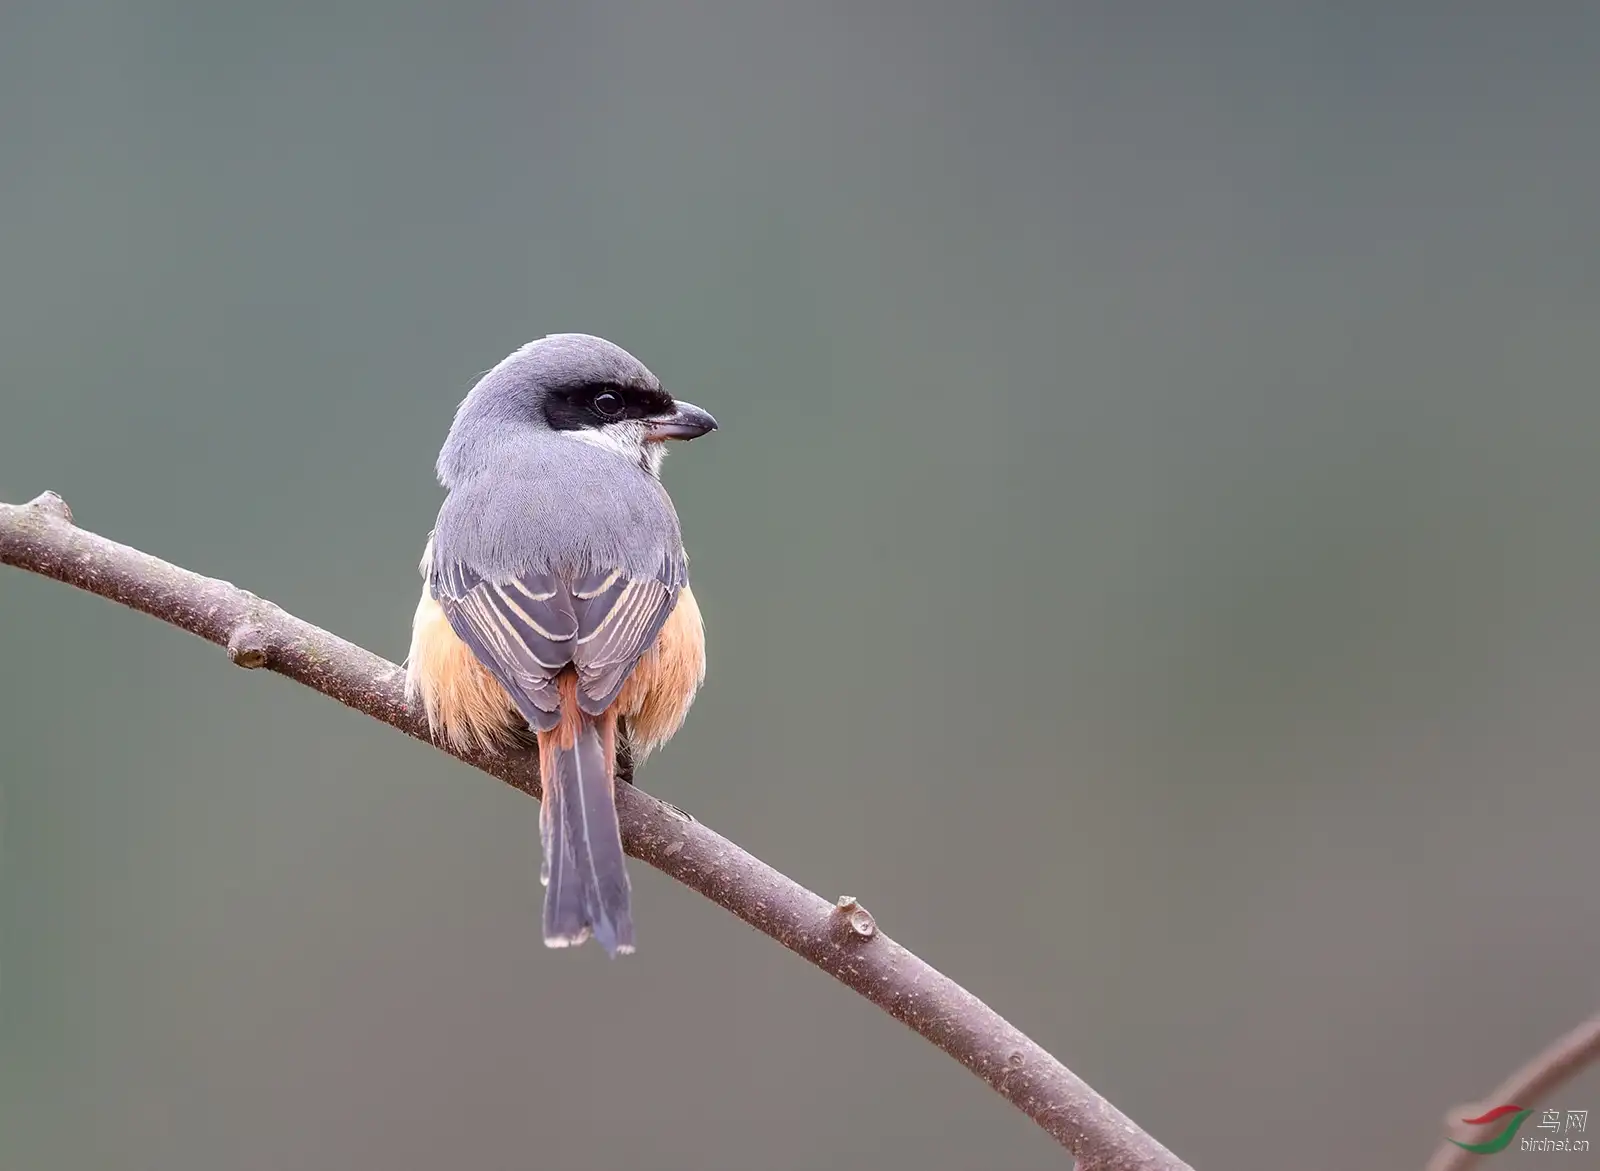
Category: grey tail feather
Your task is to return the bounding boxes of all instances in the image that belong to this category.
[540,718,634,956]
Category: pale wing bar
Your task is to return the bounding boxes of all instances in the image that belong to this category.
[433,557,684,730]
[568,568,679,715]
[434,560,574,731]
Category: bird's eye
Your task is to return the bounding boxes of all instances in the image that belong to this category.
[591,390,625,419]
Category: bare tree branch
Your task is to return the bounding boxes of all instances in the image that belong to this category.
[1427,1011,1600,1171]
[1,491,1188,1170]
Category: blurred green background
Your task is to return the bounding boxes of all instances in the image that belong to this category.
[3,3,1599,1169]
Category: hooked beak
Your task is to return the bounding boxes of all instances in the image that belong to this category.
[645,399,718,441]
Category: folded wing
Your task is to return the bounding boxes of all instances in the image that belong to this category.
[431,556,684,729]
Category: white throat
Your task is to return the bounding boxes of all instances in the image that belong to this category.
[568,422,666,478]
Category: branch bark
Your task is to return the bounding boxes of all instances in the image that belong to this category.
[1427,1011,1600,1171]
[1,491,1189,1171]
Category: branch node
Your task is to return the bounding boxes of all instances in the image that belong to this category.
[658,798,695,824]
[834,895,877,939]
[227,624,271,669]
[26,491,73,524]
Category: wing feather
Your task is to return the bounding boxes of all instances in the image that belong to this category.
[431,554,683,729]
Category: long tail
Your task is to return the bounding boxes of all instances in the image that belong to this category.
[536,711,634,956]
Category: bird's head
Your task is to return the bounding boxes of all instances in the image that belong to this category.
[439,333,717,483]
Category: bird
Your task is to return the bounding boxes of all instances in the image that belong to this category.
[404,333,717,956]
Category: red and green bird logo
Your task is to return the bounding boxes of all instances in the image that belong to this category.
[1450,1105,1534,1154]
